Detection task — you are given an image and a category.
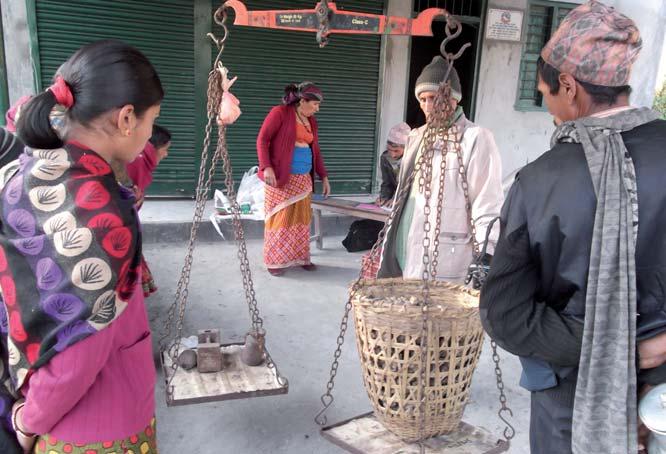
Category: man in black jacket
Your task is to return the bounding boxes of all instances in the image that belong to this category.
[480,2,666,453]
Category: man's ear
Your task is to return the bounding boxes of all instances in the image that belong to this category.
[559,73,578,104]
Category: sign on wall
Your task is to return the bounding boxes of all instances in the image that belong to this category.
[485,8,524,42]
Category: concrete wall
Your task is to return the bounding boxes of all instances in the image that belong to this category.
[1,1,35,105]
[475,0,581,178]
[616,0,666,106]
[658,34,666,91]
[374,0,412,191]
[475,0,666,178]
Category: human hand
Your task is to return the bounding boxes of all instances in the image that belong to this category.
[133,185,145,209]
[638,331,666,369]
[637,384,653,453]
[11,400,36,454]
[322,177,331,198]
[264,168,277,187]
[375,198,384,206]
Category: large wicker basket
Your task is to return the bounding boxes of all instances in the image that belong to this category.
[351,278,484,442]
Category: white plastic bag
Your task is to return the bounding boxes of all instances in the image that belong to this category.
[214,189,232,212]
[237,166,264,209]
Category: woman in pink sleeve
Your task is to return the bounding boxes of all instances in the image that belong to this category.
[127,124,171,210]
[126,124,171,297]
[0,39,163,453]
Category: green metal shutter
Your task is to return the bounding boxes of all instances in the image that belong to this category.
[516,1,575,111]
[212,0,385,194]
[33,0,197,196]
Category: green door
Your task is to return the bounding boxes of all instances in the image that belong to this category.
[211,0,385,194]
[32,0,198,196]
[32,0,384,196]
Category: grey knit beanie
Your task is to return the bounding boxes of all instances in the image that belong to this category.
[414,56,462,101]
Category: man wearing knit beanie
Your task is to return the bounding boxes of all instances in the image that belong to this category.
[378,55,503,285]
[479,2,666,453]
[415,56,463,103]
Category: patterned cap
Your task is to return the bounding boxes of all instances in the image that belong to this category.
[387,122,411,146]
[541,0,641,87]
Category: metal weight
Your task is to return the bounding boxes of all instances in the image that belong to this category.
[197,329,223,373]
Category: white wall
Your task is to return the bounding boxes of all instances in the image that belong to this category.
[658,34,666,91]
[475,0,666,178]
[374,0,413,191]
[616,0,666,106]
[1,1,36,105]
[475,0,582,177]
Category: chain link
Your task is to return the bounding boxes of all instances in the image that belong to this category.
[316,0,332,47]
[314,137,424,425]
[160,6,287,403]
[315,15,514,448]
[491,340,516,442]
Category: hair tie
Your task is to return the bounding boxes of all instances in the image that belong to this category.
[48,76,74,109]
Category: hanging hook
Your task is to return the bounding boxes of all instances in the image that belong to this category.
[209,3,230,65]
[439,18,471,62]
[314,394,334,426]
[498,407,516,441]
[316,0,333,47]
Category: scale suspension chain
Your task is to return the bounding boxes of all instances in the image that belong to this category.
[314,13,515,450]
[159,3,287,403]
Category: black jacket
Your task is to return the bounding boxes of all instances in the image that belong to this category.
[379,151,400,200]
[480,118,666,385]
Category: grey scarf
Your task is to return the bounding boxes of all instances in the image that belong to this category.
[551,107,660,454]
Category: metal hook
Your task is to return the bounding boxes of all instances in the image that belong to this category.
[213,2,232,26]
[498,407,516,441]
[316,0,333,47]
[207,32,224,50]
[208,3,230,54]
[314,394,334,426]
[439,18,471,62]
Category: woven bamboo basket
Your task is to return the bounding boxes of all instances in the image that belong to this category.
[351,278,484,442]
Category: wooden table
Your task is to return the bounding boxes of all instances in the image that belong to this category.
[311,198,389,249]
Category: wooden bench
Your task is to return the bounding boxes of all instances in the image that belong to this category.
[311,197,388,249]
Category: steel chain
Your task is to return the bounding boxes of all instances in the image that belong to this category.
[308,13,514,448]
[160,5,287,403]
[314,138,424,426]
[217,110,288,386]
[159,66,224,402]
[491,339,516,442]
[316,0,332,47]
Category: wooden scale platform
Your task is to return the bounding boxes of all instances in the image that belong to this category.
[162,343,288,407]
[321,413,510,454]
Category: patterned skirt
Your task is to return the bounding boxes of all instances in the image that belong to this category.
[263,174,312,269]
[360,248,382,280]
[33,418,157,453]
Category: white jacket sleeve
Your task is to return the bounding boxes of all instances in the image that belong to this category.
[465,127,504,255]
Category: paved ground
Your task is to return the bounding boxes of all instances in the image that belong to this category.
[144,236,531,453]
